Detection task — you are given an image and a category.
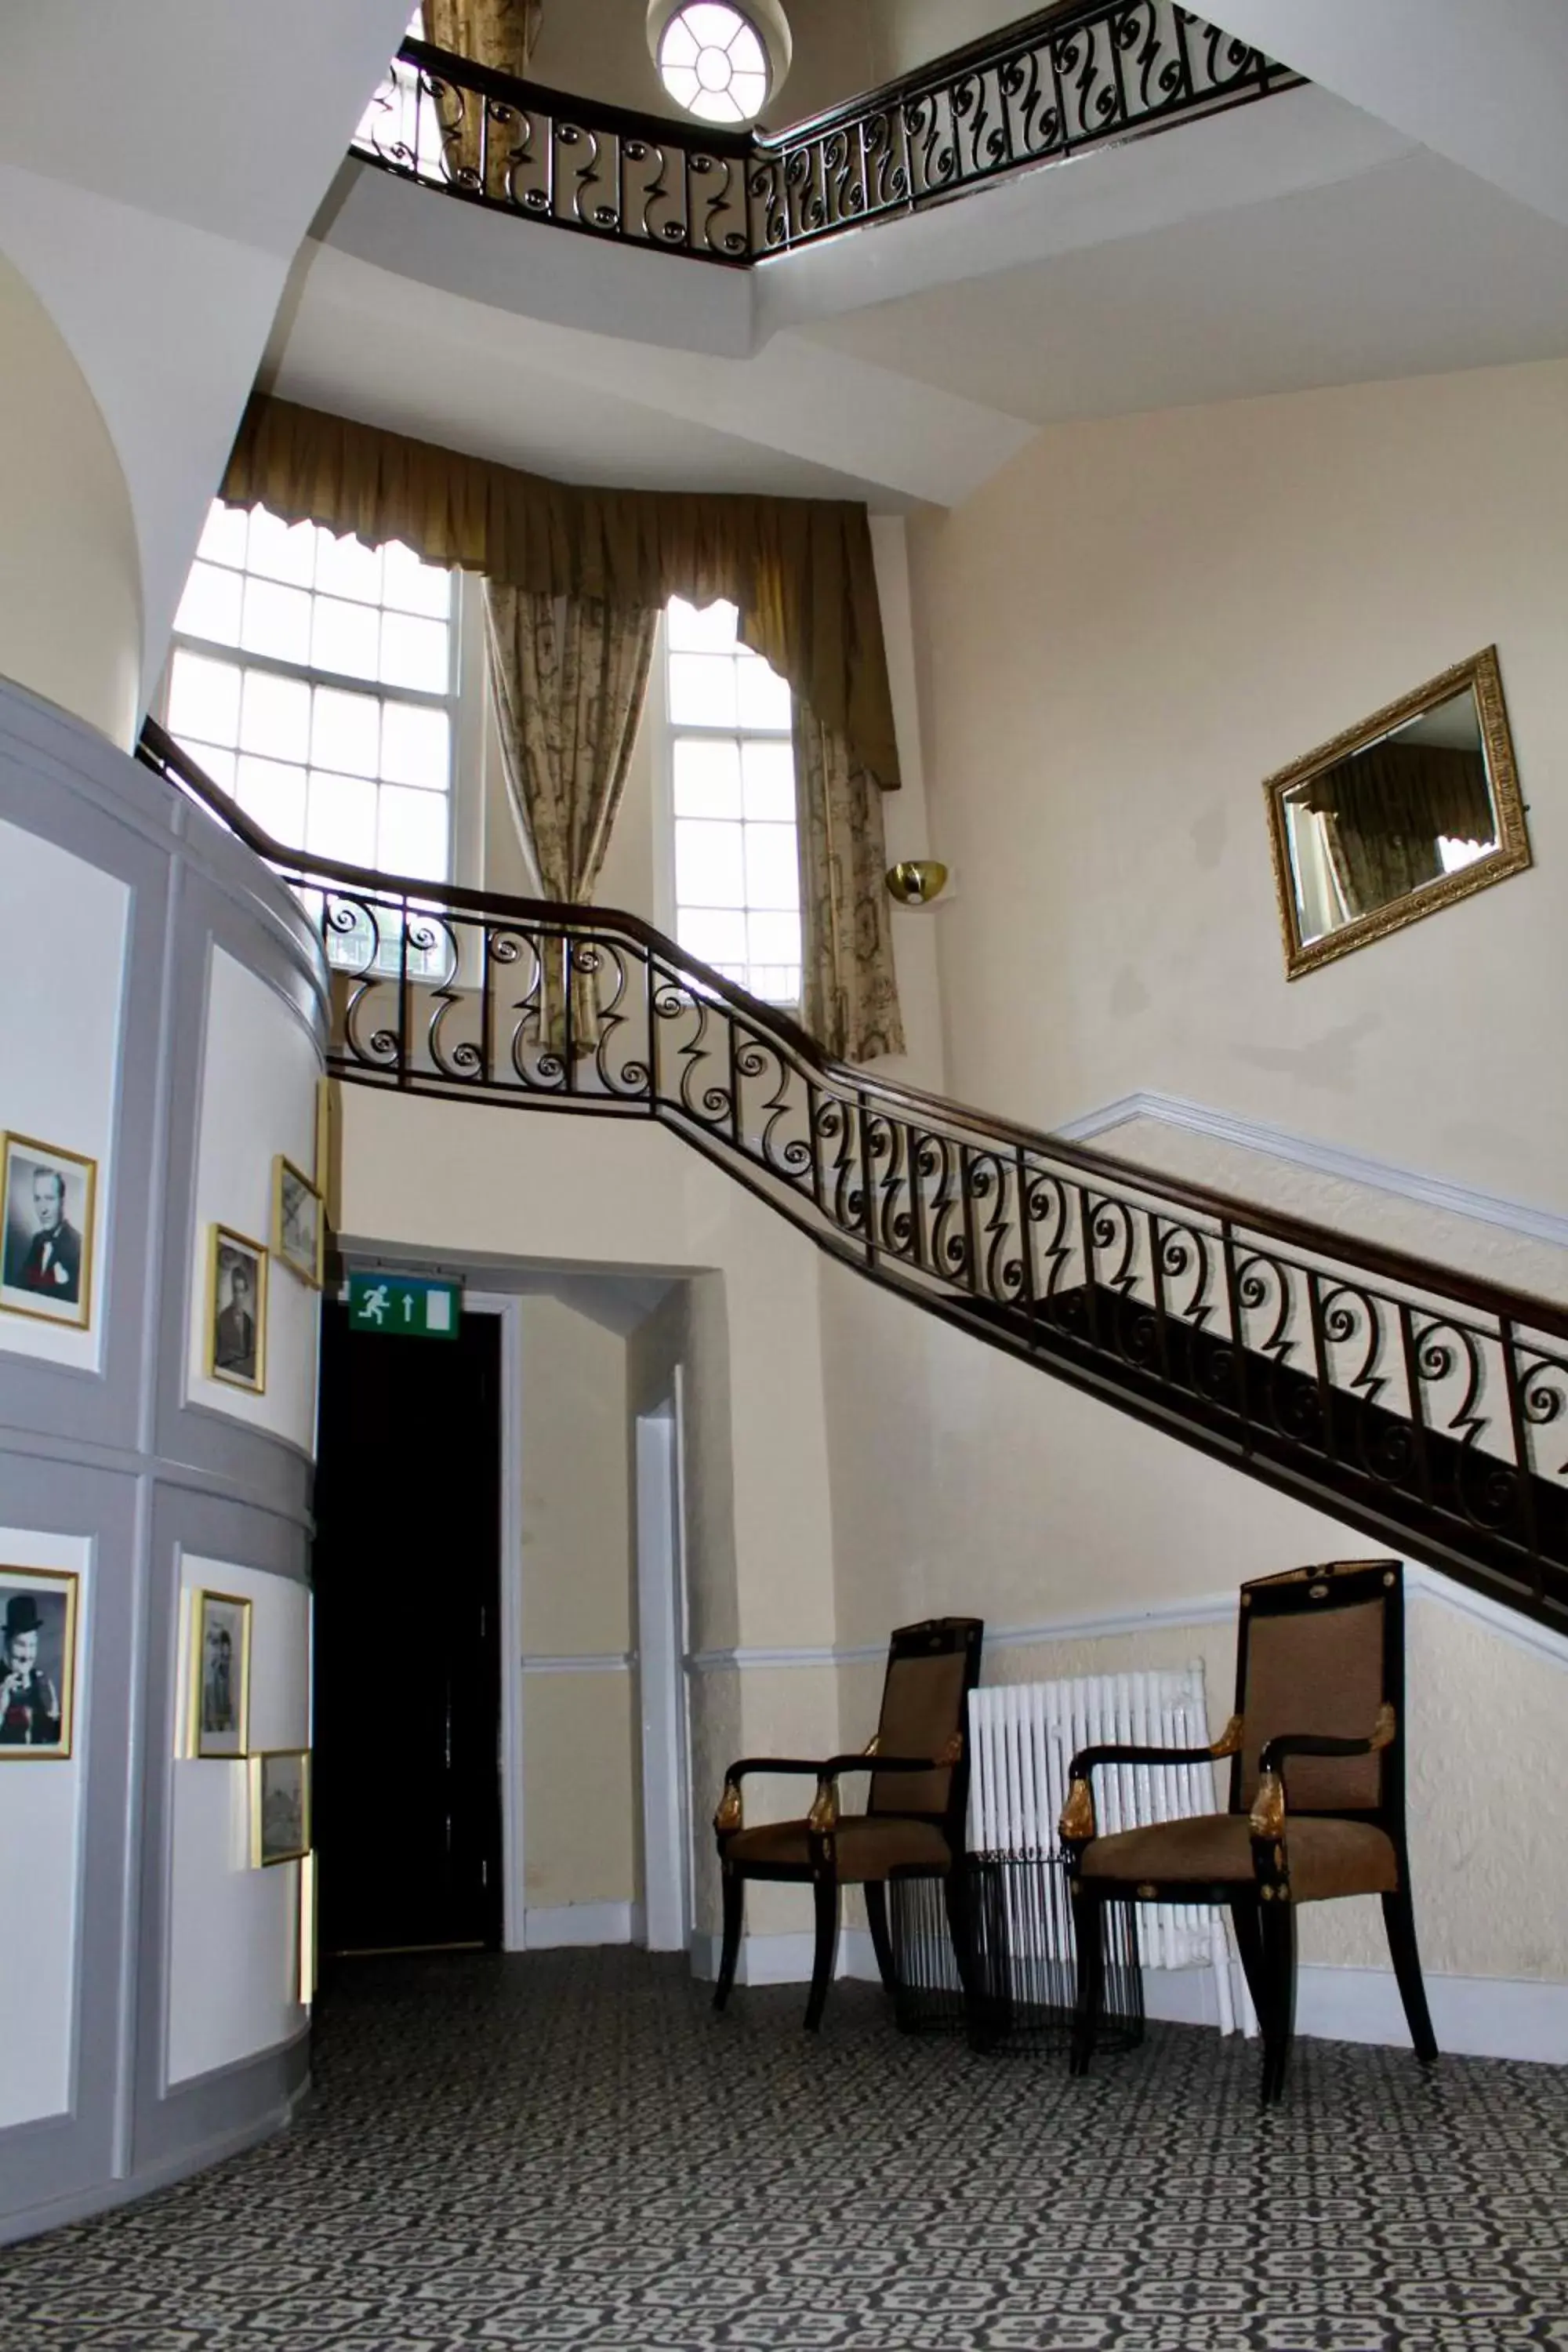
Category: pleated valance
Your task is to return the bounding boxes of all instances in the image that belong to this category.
[220,394,901,789]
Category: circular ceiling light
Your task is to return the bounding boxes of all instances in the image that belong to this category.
[658,3,770,125]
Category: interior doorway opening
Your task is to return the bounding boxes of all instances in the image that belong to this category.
[312,1298,504,1958]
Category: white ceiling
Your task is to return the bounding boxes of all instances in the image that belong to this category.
[796,147,1568,425]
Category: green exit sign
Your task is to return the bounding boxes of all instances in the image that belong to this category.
[347,1272,461,1340]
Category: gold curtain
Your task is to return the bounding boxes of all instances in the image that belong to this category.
[485,583,657,1055]
[421,0,542,194]
[1308,742,1494,918]
[793,699,905,1063]
[220,394,901,790]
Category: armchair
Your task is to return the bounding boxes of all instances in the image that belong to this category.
[712,1617,983,2031]
[1059,1559,1436,2103]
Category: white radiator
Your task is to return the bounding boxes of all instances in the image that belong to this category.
[966,1665,1248,2035]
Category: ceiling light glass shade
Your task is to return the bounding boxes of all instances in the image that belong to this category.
[657,2,770,124]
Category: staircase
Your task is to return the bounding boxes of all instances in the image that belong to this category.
[141,720,1568,1642]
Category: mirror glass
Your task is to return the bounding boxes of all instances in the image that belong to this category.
[1280,687,1496,946]
[1264,649,1530,978]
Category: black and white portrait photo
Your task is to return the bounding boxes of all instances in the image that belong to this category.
[209,1226,267,1393]
[0,1568,79,1759]
[0,1133,96,1331]
[252,1749,311,1867]
[191,1588,251,1758]
[274,1156,323,1287]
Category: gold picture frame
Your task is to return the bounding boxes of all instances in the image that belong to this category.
[273,1156,323,1288]
[0,1565,80,1759]
[298,1849,318,2004]
[207,1225,267,1393]
[188,1588,252,1759]
[1263,646,1531,979]
[0,1132,97,1331]
[251,1748,312,1867]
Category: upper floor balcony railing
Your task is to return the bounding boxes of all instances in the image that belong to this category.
[351,2,1301,267]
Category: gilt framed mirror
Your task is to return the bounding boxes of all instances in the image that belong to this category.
[1263,647,1530,978]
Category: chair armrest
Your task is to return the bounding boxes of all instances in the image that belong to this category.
[1250,1705,1395,1838]
[715,1739,963,1838]
[1060,1716,1243,1844]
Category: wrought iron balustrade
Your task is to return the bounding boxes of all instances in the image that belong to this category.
[140,720,1568,1642]
[350,4,1301,267]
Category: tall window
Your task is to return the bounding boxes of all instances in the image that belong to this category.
[164,501,456,884]
[666,596,799,1004]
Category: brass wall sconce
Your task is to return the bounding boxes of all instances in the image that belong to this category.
[885,858,949,906]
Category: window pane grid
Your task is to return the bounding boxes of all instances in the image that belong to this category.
[166,502,456,976]
[666,597,798,1004]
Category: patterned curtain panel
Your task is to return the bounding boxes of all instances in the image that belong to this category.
[793,699,905,1064]
[222,396,902,792]
[423,0,541,72]
[423,0,543,193]
[485,583,657,1055]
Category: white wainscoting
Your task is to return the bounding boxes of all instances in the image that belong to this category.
[525,1901,642,1948]
[0,821,128,1374]
[165,1553,310,2087]
[183,946,320,1450]
[0,1523,91,2129]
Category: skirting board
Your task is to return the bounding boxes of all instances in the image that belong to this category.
[524,1900,642,1949]
[688,1935,1568,2063]
[689,1929,882,1988]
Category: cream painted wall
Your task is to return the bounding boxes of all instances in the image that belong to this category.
[517,1293,637,1912]
[816,1221,1568,1986]
[339,1091,841,1932]
[0,249,140,746]
[907,354,1568,1214]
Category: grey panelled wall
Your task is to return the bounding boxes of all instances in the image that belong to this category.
[0,675,325,2242]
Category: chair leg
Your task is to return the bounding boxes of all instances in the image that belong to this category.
[1229,1896,1268,2025]
[1382,1884,1439,2065]
[942,1866,980,2005]
[1069,1888,1104,2078]
[864,1882,898,1995]
[713,1867,744,2013]
[1257,1897,1298,2106]
[804,1873,840,2032]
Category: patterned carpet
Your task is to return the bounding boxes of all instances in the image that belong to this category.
[8,1947,1568,2352]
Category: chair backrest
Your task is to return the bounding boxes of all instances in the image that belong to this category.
[1229,1559,1403,1828]
[868,1617,984,1828]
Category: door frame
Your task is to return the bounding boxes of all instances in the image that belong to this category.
[635,1373,693,1952]
[463,1291,528,1951]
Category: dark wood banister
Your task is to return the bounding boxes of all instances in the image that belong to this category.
[140,717,1568,1344]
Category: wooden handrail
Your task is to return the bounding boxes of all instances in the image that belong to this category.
[138,719,1568,1342]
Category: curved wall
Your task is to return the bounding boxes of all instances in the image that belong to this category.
[0,674,325,2243]
[0,252,142,747]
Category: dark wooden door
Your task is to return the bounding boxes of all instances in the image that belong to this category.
[312,1299,503,1955]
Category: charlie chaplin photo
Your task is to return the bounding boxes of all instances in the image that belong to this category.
[0,1570,78,1757]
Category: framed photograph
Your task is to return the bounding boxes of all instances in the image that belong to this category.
[273,1156,323,1288]
[252,1748,311,1867]
[0,1566,79,1759]
[189,1588,251,1759]
[207,1225,267,1393]
[0,1133,96,1331]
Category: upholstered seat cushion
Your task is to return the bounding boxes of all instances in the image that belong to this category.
[726,1814,952,1882]
[1080,1811,1399,1903]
